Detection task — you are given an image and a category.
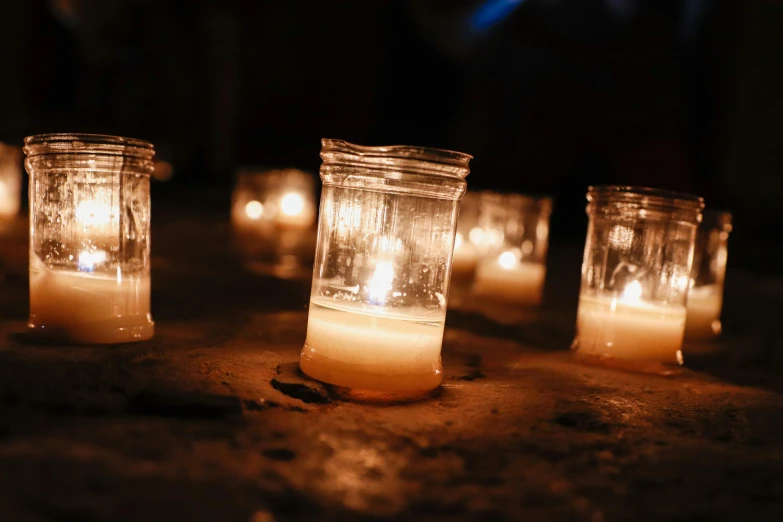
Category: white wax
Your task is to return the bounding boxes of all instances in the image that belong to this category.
[472,260,545,305]
[300,298,444,392]
[575,295,686,363]
[29,266,153,344]
[685,284,723,339]
[452,241,478,277]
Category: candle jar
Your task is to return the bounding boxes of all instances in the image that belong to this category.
[0,141,22,219]
[300,139,471,393]
[684,210,732,341]
[472,192,553,306]
[231,168,316,274]
[572,186,704,367]
[24,133,155,344]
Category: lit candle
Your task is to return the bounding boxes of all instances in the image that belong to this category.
[575,281,686,363]
[301,297,444,392]
[28,255,152,344]
[24,133,155,344]
[684,284,723,339]
[472,250,545,305]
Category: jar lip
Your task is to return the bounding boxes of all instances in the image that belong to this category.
[321,138,472,179]
[23,133,154,160]
[587,185,704,210]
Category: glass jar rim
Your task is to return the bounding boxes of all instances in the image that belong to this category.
[24,133,154,160]
[587,185,704,211]
[321,138,472,179]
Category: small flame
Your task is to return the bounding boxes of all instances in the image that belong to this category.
[621,280,643,303]
[245,200,264,220]
[367,261,394,306]
[280,193,305,216]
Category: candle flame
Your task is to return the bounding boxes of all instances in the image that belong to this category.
[367,261,394,306]
[621,280,643,303]
[245,200,264,220]
[280,193,305,217]
[498,250,517,270]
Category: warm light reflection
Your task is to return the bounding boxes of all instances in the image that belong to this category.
[622,280,643,303]
[498,250,517,270]
[281,193,305,216]
[367,261,394,305]
[454,232,463,249]
[78,250,107,272]
[75,200,113,228]
[468,227,484,246]
[245,200,264,220]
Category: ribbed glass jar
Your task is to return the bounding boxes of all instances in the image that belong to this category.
[300,139,471,392]
[24,133,154,344]
[572,186,703,366]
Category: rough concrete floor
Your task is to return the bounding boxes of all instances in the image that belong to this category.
[1,215,782,522]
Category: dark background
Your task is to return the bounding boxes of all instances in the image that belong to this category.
[1,0,781,267]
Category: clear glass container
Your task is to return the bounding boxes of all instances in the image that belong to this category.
[684,210,732,340]
[231,168,317,276]
[0,141,22,219]
[24,133,155,344]
[300,139,471,393]
[572,186,704,367]
[472,192,553,306]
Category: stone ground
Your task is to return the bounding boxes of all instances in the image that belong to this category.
[1,213,782,522]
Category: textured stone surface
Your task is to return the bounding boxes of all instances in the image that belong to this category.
[1,214,782,521]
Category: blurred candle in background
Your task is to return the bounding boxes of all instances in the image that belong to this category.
[231,167,317,277]
[471,192,552,306]
[0,142,22,219]
[684,210,732,344]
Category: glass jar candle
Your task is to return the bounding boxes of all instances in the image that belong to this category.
[572,186,704,366]
[300,139,472,393]
[0,141,22,219]
[24,133,155,344]
[231,168,317,269]
[684,210,732,340]
[472,192,553,306]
